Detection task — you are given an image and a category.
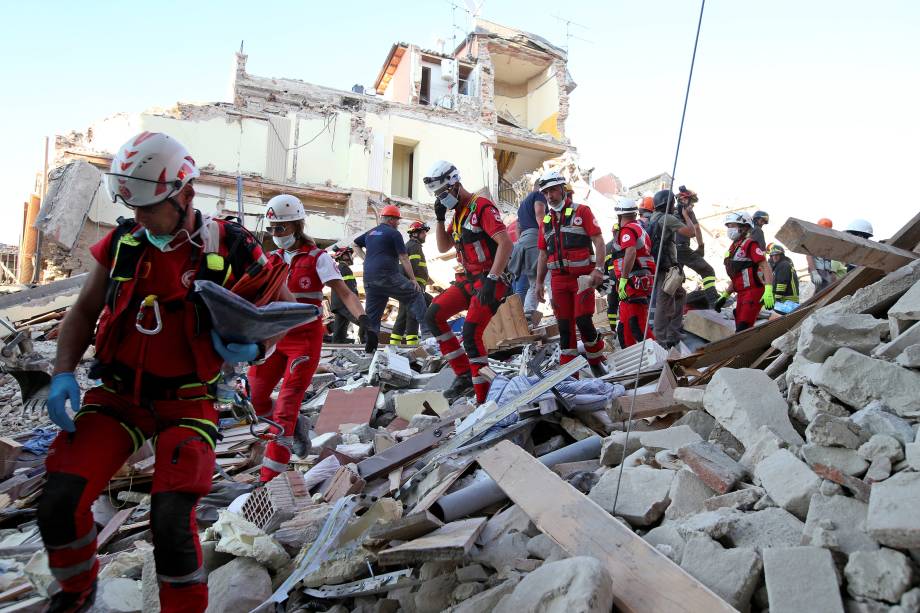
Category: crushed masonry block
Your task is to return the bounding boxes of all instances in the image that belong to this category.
[311,432,342,450]
[896,343,920,368]
[526,533,568,562]
[204,557,271,613]
[452,582,486,603]
[906,440,920,471]
[739,426,788,472]
[704,487,763,512]
[805,414,867,450]
[415,572,458,613]
[314,387,380,434]
[493,557,614,613]
[677,441,747,494]
[673,409,716,439]
[866,472,920,548]
[371,349,414,388]
[588,467,675,526]
[801,444,868,477]
[455,563,490,583]
[796,311,888,363]
[672,387,705,411]
[873,319,920,360]
[637,425,702,452]
[598,431,642,467]
[378,517,486,566]
[811,463,871,502]
[212,510,289,571]
[812,348,920,417]
[323,465,366,502]
[763,547,844,613]
[678,535,762,612]
[445,576,521,613]
[755,449,821,520]
[850,402,915,445]
[643,524,688,564]
[796,384,850,422]
[858,434,904,462]
[394,390,450,420]
[723,507,805,553]
[802,494,879,555]
[682,309,735,342]
[845,548,914,604]
[664,468,718,521]
[364,511,444,547]
[703,368,803,449]
[94,577,143,613]
[241,470,311,533]
[888,279,920,338]
[424,366,457,392]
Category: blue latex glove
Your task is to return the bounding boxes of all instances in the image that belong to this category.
[47,372,80,432]
[210,330,259,363]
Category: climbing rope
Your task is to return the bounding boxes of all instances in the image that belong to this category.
[611,0,707,516]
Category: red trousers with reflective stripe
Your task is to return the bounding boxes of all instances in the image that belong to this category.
[429,275,507,403]
[733,287,764,331]
[619,300,654,347]
[40,388,216,613]
[248,320,323,482]
[549,272,606,366]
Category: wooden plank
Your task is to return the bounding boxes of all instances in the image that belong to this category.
[356,416,455,480]
[0,437,23,480]
[98,508,133,550]
[364,510,444,547]
[314,387,380,435]
[376,517,486,565]
[776,217,918,273]
[477,440,736,613]
[0,582,32,603]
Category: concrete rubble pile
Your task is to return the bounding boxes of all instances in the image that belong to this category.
[0,228,918,612]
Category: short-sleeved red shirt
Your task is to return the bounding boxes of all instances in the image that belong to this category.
[537,203,602,251]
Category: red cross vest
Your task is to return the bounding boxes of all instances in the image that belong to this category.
[543,202,594,275]
[452,195,500,277]
[724,237,764,292]
[271,244,326,307]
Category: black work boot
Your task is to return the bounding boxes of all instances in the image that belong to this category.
[44,582,97,613]
[292,414,312,457]
[444,373,474,402]
[589,362,609,378]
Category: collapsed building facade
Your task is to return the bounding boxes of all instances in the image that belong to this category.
[24,19,577,283]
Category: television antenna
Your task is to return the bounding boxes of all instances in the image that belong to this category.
[552,15,593,52]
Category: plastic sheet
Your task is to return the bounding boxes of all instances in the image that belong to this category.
[193,280,319,344]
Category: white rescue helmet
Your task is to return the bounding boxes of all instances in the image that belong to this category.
[536,169,567,193]
[265,195,306,223]
[105,132,200,207]
[423,160,460,196]
[845,218,874,237]
[724,212,753,227]
[614,198,638,216]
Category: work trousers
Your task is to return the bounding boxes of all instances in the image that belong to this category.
[549,272,606,367]
[678,246,719,307]
[364,273,429,336]
[653,280,687,348]
[38,388,217,613]
[391,283,433,345]
[331,308,364,344]
[619,298,654,347]
[248,320,324,482]
[425,274,508,403]
[733,286,765,332]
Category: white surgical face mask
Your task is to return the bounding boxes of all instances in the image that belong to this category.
[273,234,296,250]
[548,198,565,212]
[437,189,459,210]
[727,228,741,241]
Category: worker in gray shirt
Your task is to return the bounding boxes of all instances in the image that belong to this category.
[674,186,718,308]
[750,210,769,250]
[648,189,697,348]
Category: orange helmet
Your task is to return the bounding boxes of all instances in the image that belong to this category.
[380,204,401,219]
[817,218,833,228]
[408,220,430,234]
[639,196,654,212]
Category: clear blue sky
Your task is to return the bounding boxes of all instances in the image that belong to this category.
[2,1,918,245]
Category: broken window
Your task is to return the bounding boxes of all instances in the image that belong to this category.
[420,66,431,105]
[458,65,472,96]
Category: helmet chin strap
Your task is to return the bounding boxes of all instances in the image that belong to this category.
[167,197,188,235]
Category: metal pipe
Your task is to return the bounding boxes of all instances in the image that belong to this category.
[431,434,602,522]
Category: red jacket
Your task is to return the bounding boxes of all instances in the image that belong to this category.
[451,195,506,277]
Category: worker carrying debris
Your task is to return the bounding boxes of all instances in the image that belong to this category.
[721,212,775,331]
[249,195,372,483]
[422,160,512,403]
[329,246,364,344]
[674,186,718,308]
[354,205,430,353]
[390,221,433,346]
[768,243,800,304]
[610,198,657,348]
[37,132,278,612]
[534,170,608,375]
[807,217,847,292]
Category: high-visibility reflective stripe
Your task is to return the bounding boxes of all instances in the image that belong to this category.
[444,348,465,360]
[341,275,355,281]
[292,291,323,299]
[158,565,207,586]
[561,348,579,356]
[261,457,288,473]
[275,436,294,451]
[702,277,716,289]
[776,283,787,292]
[418,261,427,267]
[608,314,618,322]
[560,226,588,236]
[46,525,98,551]
[436,332,454,342]
[50,556,97,582]
[408,254,422,260]
[472,242,487,262]
[471,376,488,385]
[547,257,592,269]
[469,356,488,364]
[415,277,427,284]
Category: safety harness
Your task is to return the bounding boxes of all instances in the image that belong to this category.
[543,204,593,272]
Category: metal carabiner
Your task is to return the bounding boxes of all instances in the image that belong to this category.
[135,294,163,335]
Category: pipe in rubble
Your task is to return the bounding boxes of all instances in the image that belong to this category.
[431,434,602,522]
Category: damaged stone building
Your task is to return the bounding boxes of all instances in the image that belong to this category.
[26,19,577,282]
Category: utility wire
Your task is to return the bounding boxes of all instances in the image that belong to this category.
[611,0,707,516]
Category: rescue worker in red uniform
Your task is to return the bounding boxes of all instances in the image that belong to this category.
[722,212,775,332]
[612,199,657,347]
[249,195,373,483]
[533,170,608,375]
[422,161,513,403]
[38,132,275,613]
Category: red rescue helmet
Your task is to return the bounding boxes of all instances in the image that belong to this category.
[332,246,354,260]
[408,220,430,234]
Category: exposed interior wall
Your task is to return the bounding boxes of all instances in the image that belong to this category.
[292,113,353,186]
[384,50,413,104]
[493,81,528,127]
[391,141,415,198]
[420,58,453,108]
[526,66,561,137]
